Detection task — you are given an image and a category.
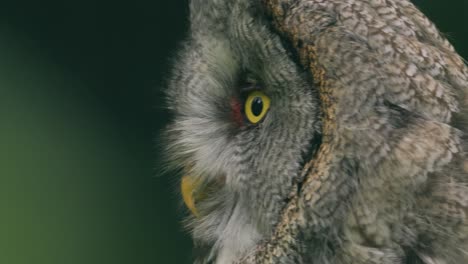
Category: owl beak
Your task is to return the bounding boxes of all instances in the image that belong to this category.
[181,175,201,217]
[181,174,225,217]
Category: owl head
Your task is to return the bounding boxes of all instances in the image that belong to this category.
[165,0,321,262]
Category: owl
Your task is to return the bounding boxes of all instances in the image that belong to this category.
[165,0,468,263]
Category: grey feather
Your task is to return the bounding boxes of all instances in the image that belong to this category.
[165,0,468,263]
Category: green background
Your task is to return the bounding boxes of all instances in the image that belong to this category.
[0,1,466,264]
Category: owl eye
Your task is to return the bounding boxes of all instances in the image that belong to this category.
[244,91,271,124]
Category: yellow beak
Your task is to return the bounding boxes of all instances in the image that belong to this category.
[181,175,201,217]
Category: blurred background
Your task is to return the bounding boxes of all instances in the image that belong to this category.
[0,1,466,264]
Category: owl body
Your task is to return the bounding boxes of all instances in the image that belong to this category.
[166,0,468,263]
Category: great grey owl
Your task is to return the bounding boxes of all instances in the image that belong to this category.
[165,0,468,263]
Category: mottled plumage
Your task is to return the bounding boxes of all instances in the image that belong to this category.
[165,0,468,263]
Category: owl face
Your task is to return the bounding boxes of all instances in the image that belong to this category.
[166,0,320,262]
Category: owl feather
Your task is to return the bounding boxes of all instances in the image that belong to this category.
[166,0,468,263]
[238,0,468,263]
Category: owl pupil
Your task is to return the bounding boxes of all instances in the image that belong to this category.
[251,97,263,116]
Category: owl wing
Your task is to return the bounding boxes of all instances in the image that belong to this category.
[238,0,468,263]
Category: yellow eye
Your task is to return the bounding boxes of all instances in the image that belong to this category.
[245,91,270,124]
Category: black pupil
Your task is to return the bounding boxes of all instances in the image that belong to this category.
[251,97,263,117]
